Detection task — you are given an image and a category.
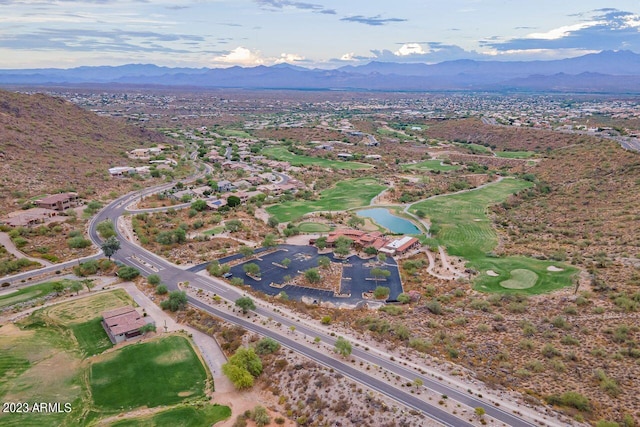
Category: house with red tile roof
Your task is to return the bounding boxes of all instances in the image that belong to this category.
[101,306,154,344]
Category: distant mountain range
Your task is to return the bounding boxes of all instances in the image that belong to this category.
[1,50,640,93]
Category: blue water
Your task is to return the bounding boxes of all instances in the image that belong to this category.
[356,208,420,234]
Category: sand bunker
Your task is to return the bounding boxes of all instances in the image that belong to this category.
[486,270,499,277]
[547,266,564,272]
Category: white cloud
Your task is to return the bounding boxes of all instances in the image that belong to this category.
[395,43,427,56]
[212,46,264,66]
[275,52,305,63]
[339,52,355,61]
[525,22,602,40]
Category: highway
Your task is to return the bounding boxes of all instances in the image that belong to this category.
[81,183,550,427]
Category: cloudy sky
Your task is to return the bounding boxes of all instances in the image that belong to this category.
[1,0,639,69]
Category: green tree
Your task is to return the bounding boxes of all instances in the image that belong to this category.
[243,263,261,277]
[252,406,270,427]
[334,336,352,357]
[52,281,65,295]
[229,347,263,377]
[377,253,387,263]
[262,233,277,248]
[370,268,391,282]
[156,284,168,295]
[117,265,140,280]
[140,323,156,335]
[230,277,245,286]
[281,258,291,268]
[373,286,391,299]
[397,293,411,304]
[160,290,187,311]
[315,236,327,249]
[83,279,95,293]
[225,219,242,232]
[305,268,321,283]
[236,296,256,314]
[255,337,280,355]
[317,256,331,269]
[222,363,254,390]
[347,215,365,229]
[147,274,161,286]
[68,236,91,249]
[101,236,121,261]
[70,281,83,295]
[267,216,279,228]
[227,195,241,208]
[207,260,222,276]
[474,407,486,418]
[363,246,378,255]
[239,245,254,258]
[191,199,207,212]
[96,219,116,239]
[413,378,424,389]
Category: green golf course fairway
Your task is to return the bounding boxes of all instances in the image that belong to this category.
[263,146,372,170]
[267,178,386,223]
[402,159,460,172]
[410,178,578,293]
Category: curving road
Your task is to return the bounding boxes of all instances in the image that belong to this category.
[81,182,551,427]
[3,170,553,426]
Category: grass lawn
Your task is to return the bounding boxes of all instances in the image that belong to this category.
[0,292,217,426]
[402,159,460,172]
[90,335,208,410]
[298,222,332,233]
[71,317,113,356]
[454,142,492,154]
[203,226,225,236]
[0,279,78,309]
[217,128,252,138]
[263,146,372,170]
[44,288,133,324]
[495,151,536,159]
[472,257,578,294]
[266,178,386,223]
[410,179,578,293]
[111,404,231,427]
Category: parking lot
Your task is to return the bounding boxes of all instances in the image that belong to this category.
[222,244,404,305]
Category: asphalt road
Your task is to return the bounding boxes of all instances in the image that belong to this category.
[0,175,545,427]
[82,184,542,427]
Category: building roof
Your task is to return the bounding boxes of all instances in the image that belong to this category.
[36,192,78,204]
[102,306,146,336]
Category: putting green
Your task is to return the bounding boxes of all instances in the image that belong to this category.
[500,269,538,289]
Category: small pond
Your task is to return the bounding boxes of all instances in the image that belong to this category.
[356,208,421,234]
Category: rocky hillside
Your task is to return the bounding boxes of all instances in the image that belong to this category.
[0,90,169,214]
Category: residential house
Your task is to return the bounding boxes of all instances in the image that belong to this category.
[232,179,251,190]
[217,180,234,192]
[206,199,228,210]
[109,166,135,177]
[35,193,80,212]
[102,306,154,344]
[3,208,58,228]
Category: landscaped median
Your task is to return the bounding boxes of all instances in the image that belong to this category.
[409,178,578,294]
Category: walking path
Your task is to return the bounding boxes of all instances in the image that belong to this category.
[0,232,53,267]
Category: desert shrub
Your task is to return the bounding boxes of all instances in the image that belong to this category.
[117,266,140,280]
